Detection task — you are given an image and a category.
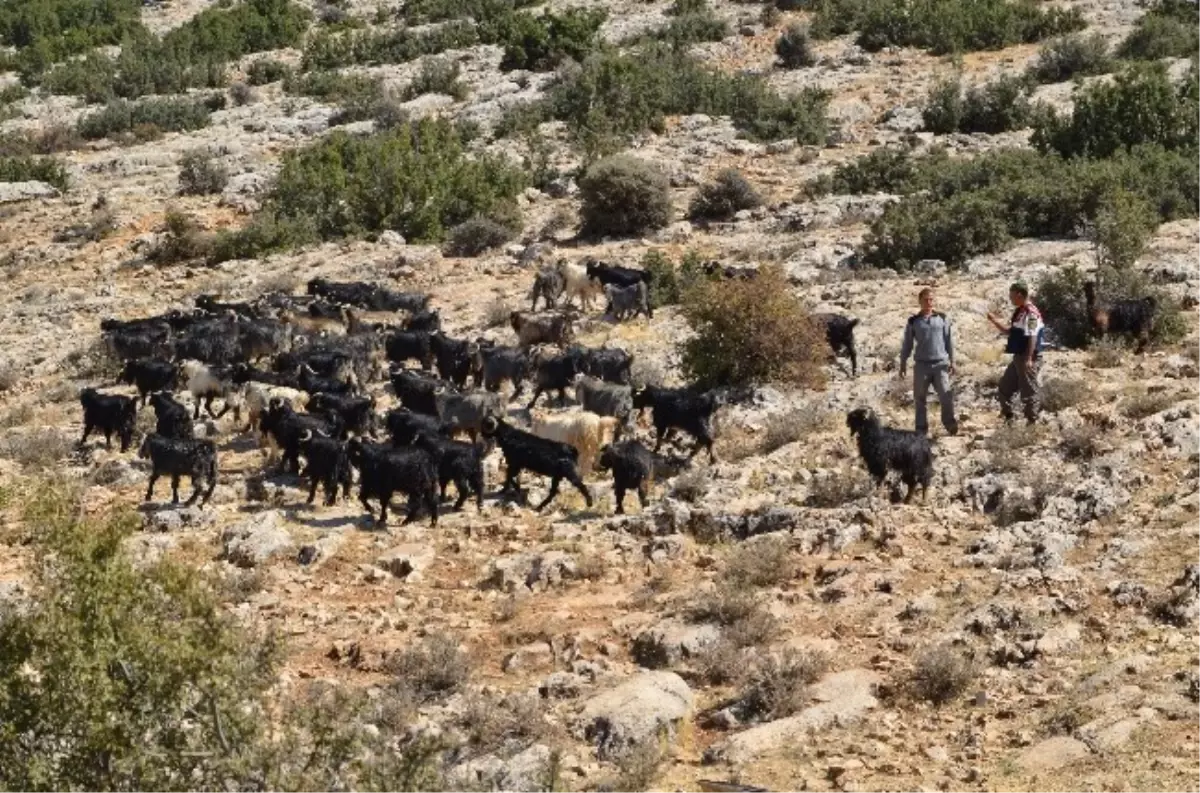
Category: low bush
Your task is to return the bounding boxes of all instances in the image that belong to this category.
[177,148,229,196]
[444,216,517,256]
[77,96,215,141]
[908,644,976,706]
[987,424,1038,472]
[776,23,817,68]
[206,212,318,264]
[386,635,471,702]
[689,169,763,221]
[256,119,525,244]
[229,81,254,106]
[579,155,672,238]
[736,649,828,721]
[656,0,730,49]
[483,297,515,328]
[490,7,607,71]
[149,210,213,264]
[687,584,779,646]
[0,428,74,469]
[680,264,826,389]
[805,467,872,506]
[670,468,709,503]
[1091,189,1157,269]
[0,0,142,71]
[816,145,940,196]
[1060,424,1102,460]
[1027,32,1113,84]
[923,76,1032,134]
[725,535,796,588]
[760,406,835,454]
[302,20,476,70]
[506,45,829,158]
[405,57,467,100]
[808,0,1085,55]
[1118,0,1199,60]
[859,192,1011,270]
[40,52,119,102]
[1121,390,1175,420]
[1033,62,1198,159]
[0,155,70,191]
[246,58,292,85]
[1036,263,1185,350]
[1039,377,1088,413]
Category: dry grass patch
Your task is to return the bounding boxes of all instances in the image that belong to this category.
[0,428,75,469]
[806,467,872,507]
[1060,424,1103,460]
[987,425,1040,472]
[908,644,976,706]
[1040,376,1089,413]
[1121,390,1174,420]
[736,648,829,721]
[386,635,470,702]
[725,535,796,588]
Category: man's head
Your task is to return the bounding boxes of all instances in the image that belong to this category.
[1009,282,1029,307]
[918,287,934,313]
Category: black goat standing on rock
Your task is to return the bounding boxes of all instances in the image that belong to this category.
[597,439,689,514]
[846,407,933,504]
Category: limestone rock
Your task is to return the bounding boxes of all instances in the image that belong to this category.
[1016,736,1090,771]
[220,510,294,568]
[577,671,695,759]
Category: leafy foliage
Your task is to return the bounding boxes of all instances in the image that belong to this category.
[244,119,525,247]
[655,0,730,49]
[444,216,518,256]
[689,168,763,221]
[302,20,476,69]
[923,75,1032,134]
[808,0,1085,54]
[77,95,218,141]
[1033,62,1198,159]
[404,57,467,100]
[246,58,293,85]
[1027,32,1113,84]
[177,149,229,196]
[1118,0,1199,60]
[679,264,826,389]
[0,0,142,72]
[0,155,69,191]
[490,7,607,71]
[579,154,672,238]
[640,248,711,308]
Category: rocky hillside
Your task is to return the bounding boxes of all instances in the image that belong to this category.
[0,0,1195,789]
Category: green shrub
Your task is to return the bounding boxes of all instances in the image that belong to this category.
[0,155,69,191]
[1092,189,1156,268]
[284,70,377,99]
[401,0,536,24]
[860,192,1011,269]
[490,7,607,71]
[776,22,817,68]
[40,52,118,101]
[809,0,1084,54]
[818,145,945,195]
[177,148,229,196]
[579,154,672,238]
[207,211,318,263]
[656,1,730,49]
[405,57,467,99]
[908,644,976,706]
[689,168,763,221]
[922,76,964,134]
[679,264,826,388]
[1027,32,1113,84]
[444,215,517,256]
[149,210,213,264]
[0,0,142,70]
[259,119,525,244]
[1034,62,1198,159]
[247,58,292,85]
[302,20,477,69]
[1118,0,1199,60]
[1037,263,1185,349]
[77,96,215,141]
[512,45,829,158]
[924,76,1031,134]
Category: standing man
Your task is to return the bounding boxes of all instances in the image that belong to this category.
[900,287,957,436]
[986,282,1044,425]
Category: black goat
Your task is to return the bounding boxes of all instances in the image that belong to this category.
[572,346,634,385]
[385,407,451,446]
[812,313,859,377]
[385,329,435,370]
[473,344,529,399]
[430,332,476,388]
[259,399,343,474]
[231,362,299,388]
[405,308,442,333]
[104,322,172,360]
[1084,281,1157,354]
[597,440,689,514]
[138,433,218,506]
[298,364,356,397]
[195,294,261,318]
[306,392,376,438]
[347,438,440,526]
[119,358,178,404]
[585,259,651,288]
[149,391,194,440]
[297,429,353,506]
[846,407,933,503]
[631,385,723,462]
[307,278,429,313]
[481,416,592,511]
[527,348,583,409]
[79,387,137,452]
[421,433,489,511]
[389,367,444,416]
[530,266,566,311]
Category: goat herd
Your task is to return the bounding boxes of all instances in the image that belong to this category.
[76,257,915,527]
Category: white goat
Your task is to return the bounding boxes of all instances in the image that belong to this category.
[530,409,620,474]
[558,259,604,311]
[179,360,238,421]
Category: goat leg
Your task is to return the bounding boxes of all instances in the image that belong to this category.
[170,474,181,504]
[145,474,158,502]
[535,477,561,512]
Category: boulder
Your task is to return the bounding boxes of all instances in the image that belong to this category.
[0,181,59,203]
[704,669,881,765]
[143,505,217,533]
[632,620,720,669]
[377,543,435,581]
[1015,736,1090,771]
[220,511,294,568]
[577,671,694,759]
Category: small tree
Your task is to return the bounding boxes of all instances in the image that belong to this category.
[922,76,963,134]
[578,154,672,238]
[177,148,229,196]
[775,23,817,68]
[679,264,826,389]
[1091,189,1157,269]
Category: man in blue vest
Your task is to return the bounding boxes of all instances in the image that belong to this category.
[986,282,1044,425]
[899,287,957,436]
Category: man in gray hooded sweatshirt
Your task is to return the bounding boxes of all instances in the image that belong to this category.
[899,287,957,436]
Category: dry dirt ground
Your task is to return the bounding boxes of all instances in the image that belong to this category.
[0,0,1196,790]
